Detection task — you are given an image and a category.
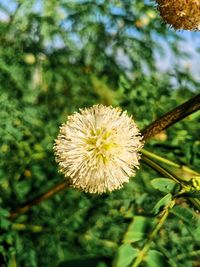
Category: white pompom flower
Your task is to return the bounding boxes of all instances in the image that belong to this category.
[54,105,144,194]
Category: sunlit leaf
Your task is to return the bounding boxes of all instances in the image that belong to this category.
[145,250,168,267]
[123,216,156,243]
[151,178,179,194]
[152,194,172,215]
[114,244,138,267]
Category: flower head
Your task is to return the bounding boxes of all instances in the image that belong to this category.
[156,0,200,30]
[54,105,143,194]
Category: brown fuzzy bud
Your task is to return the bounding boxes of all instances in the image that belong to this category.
[156,0,200,30]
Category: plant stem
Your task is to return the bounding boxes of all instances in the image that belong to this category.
[141,155,181,184]
[142,93,200,140]
[142,149,179,167]
[142,149,199,176]
[177,250,200,260]
[131,199,175,267]
[9,180,71,220]
[141,155,200,211]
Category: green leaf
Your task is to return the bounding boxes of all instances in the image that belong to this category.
[0,245,5,253]
[0,218,10,230]
[123,216,155,243]
[145,250,168,267]
[152,194,172,215]
[114,244,138,267]
[151,178,179,194]
[0,208,10,217]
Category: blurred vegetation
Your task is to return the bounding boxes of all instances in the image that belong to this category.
[0,1,200,267]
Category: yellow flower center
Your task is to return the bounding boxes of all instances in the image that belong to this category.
[85,127,117,163]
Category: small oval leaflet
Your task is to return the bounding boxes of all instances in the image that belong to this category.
[151,178,179,194]
[152,193,172,215]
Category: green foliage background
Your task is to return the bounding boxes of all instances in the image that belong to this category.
[0,1,199,266]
